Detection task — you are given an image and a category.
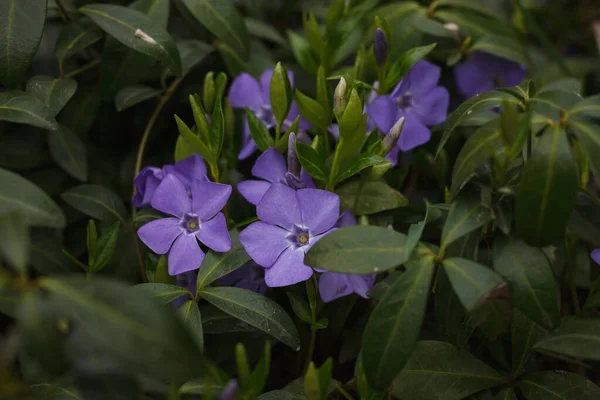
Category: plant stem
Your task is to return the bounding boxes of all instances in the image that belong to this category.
[55,0,72,22]
[336,382,355,400]
[64,58,102,79]
[303,276,319,373]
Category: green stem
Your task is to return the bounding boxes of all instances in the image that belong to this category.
[303,276,318,373]
[64,58,101,79]
[336,382,355,400]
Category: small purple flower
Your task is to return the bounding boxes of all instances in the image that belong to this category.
[138,175,232,275]
[239,183,341,287]
[219,261,267,294]
[228,69,310,160]
[454,52,526,98]
[172,270,197,309]
[219,379,238,400]
[132,154,208,208]
[367,60,449,165]
[592,249,600,264]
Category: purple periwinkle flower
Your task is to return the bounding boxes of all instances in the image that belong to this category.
[367,60,449,165]
[592,249,600,265]
[137,175,232,275]
[228,69,310,159]
[219,261,267,294]
[172,270,197,309]
[132,154,208,208]
[454,52,526,98]
[239,183,340,287]
[373,28,388,67]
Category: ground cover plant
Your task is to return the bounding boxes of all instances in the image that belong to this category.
[2,0,600,399]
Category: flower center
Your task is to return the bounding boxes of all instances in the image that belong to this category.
[180,213,200,233]
[396,92,413,109]
[256,104,276,126]
[287,225,310,248]
[298,233,309,245]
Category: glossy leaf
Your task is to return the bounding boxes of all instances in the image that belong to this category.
[80,3,182,76]
[198,286,300,349]
[0,91,57,130]
[363,255,435,390]
[26,76,77,117]
[114,85,161,111]
[91,221,120,273]
[200,305,255,334]
[296,141,328,181]
[176,300,204,352]
[529,90,582,121]
[392,341,503,400]
[295,89,327,129]
[0,168,66,228]
[442,257,504,311]
[511,310,547,376]
[61,184,126,223]
[384,43,437,89]
[570,120,600,179]
[493,236,559,329]
[175,114,214,163]
[335,154,390,184]
[0,0,47,87]
[48,124,88,182]
[270,62,293,129]
[287,292,312,324]
[516,125,577,246]
[534,317,600,361]
[55,19,104,70]
[520,371,600,400]
[568,94,600,119]
[405,203,442,263]
[337,180,408,215]
[305,225,407,274]
[245,108,274,151]
[0,213,29,273]
[441,196,492,251]
[134,283,192,304]
[169,39,213,76]
[196,230,250,290]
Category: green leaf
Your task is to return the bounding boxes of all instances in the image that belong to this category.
[337,180,408,215]
[436,90,521,156]
[495,389,517,400]
[190,94,211,148]
[568,94,600,119]
[287,30,319,75]
[201,305,255,334]
[534,317,600,361]
[0,168,66,228]
[41,276,203,381]
[442,257,504,311]
[176,300,204,352]
[91,221,120,273]
[168,39,213,76]
[196,230,250,290]
[520,371,600,400]
[133,283,192,304]
[411,9,455,38]
[182,0,249,59]
[363,255,435,390]
[246,18,286,45]
[61,184,126,223]
[0,91,58,130]
[48,124,88,182]
[451,120,505,196]
[305,225,407,274]
[470,35,528,66]
[209,96,225,156]
[287,292,312,324]
[270,62,293,129]
[0,0,47,87]
[529,90,582,121]
[339,89,364,137]
[335,154,390,184]
[245,108,274,151]
[258,391,306,400]
[434,0,502,18]
[441,196,492,251]
[493,236,559,329]
[570,120,600,179]
[199,286,300,349]
[296,141,328,181]
[80,3,182,76]
[384,43,437,89]
[511,310,547,376]
[392,341,503,400]
[175,114,214,163]
[55,19,104,71]
[295,89,327,129]
[405,203,442,263]
[0,213,29,273]
[114,85,161,111]
[26,76,77,117]
[58,86,101,134]
[516,125,577,246]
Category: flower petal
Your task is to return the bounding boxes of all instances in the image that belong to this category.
[238,118,258,160]
[348,274,376,298]
[191,181,232,221]
[228,73,263,110]
[405,60,441,96]
[454,60,494,98]
[164,154,207,187]
[195,212,231,252]
[168,234,205,275]
[336,210,357,228]
[318,272,353,302]
[285,101,311,130]
[132,166,164,207]
[238,180,272,205]
[297,188,340,235]
[367,95,397,133]
[411,86,450,126]
[252,148,287,182]
[592,249,600,265]
[264,247,313,287]
[257,183,301,229]
[240,221,290,267]
[260,69,294,105]
[397,113,431,152]
[151,175,191,217]
[137,218,181,254]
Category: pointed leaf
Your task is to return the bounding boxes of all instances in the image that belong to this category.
[26,76,77,117]
[441,196,492,251]
[335,154,391,184]
[0,212,29,273]
[520,371,600,400]
[470,34,528,66]
[384,43,437,89]
[91,221,120,272]
[336,180,408,215]
[534,317,600,361]
[245,108,274,151]
[570,120,600,179]
[568,94,600,120]
[48,124,88,182]
[134,283,192,304]
[55,19,104,70]
[295,89,327,129]
[176,300,204,352]
[0,91,57,130]
[61,184,126,223]
[296,141,328,181]
[114,85,161,111]
[511,310,547,376]
[195,230,250,290]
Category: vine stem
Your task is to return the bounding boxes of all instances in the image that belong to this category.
[132,74,187,282]
[303,275,319,373]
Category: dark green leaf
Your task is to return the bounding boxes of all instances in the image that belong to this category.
[55,19,104,70]
[26,76,77,117]
[0,168,65,228]
[520,371,600,400]
[0,91,57,130]
[441,196,492,251]
[516,125,577,246]
[0,213,29,273]
[258,391,306,400]
[296,141,328,181]
[295,89,327,129]
[337,180,408,215]
[384,43,437,89]
[76,374,140,400]
[48,124,88,182]
[471,35,528,66]
[133,283,191,304]
[570,121,600,179]
[335,154,390,184]
[170,39,213,75]
[80,3,182,76]
[175,114,214,163]
[411,10,455,38]
[392,341,503,400]
[568,94,600,120]
[511,310,547,376]
[58,86,101,134]
[176,300,204,352]
[61,184,126,223]
[246,18,286,45]
[530,91,582,121]
[363,255,435,390]
[405,203,442,263]
[199,286,300,349]
[91,221,120,273]
[200,305,255,334]
[494,389,517,400]
[182,0,249,58]
[534,317,600,361]
[493,236,559,329]
[305,225,407,274]
[270,62,293,129]
[114,85,161,111]
[0,0,47,87]
[287,292,312,324]
[245,108,274,151]
[434,0,503,18]
[442,257,504,311]
[196,230,250,289]
[287,30,318,75]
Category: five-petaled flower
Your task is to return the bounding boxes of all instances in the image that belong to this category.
[228,69,310,159]
[137,175,232,276]
[454,52,525,98]
[367,60,449,165]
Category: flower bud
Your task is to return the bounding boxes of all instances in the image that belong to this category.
[287,132,301,178]
[333,77,348,119]
[373,28,388,67]
[379,117,405,156]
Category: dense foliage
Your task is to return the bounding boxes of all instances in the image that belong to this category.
[1,0,600,399]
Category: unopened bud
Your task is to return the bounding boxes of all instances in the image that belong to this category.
[334,77,348,119]
[380,117,405,156]
[287,132,301,178]
[373,28,388,67]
